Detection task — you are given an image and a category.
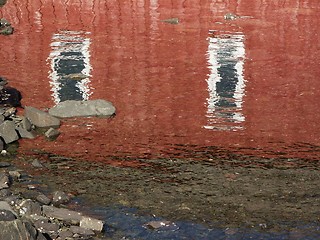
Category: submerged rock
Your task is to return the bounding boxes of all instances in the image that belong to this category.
[0,18,14,35]
[161,17,179,24]
[49,99,116,118]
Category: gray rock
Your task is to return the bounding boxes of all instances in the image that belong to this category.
[58,229,73,239]
[144,220,173,229]
[44,127,60,139]
[80,216,104,232]
[18,116,33,131]
[70,225,95,236]
[52,190,70,205]
[0,219,38,240]
[25,106,60,128]
[34,219,59,234]
[0,209,16,221]
[0,120,19,144]
[31,159,44,168]
[16,127,37,139]
[19,199,42,216]
[0,172,10,189]
[0,200,17,216]
[0,161,10,167]
[42,205,82,224]
[1,107,16,118]
[9,170,21,179]
[0,188,11,198]
[49,99,116,118]
[36,193,51,205]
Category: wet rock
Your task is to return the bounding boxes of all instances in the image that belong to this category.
[44,127,60,140]
[0,172,11,189]
[49,99,116,118]
[0,219,38,240]
[80,216,104,232]
[42,205,82,224]
[19,199,42,216]
[0,161,11,168]
[25,106,60,128]
[144,220,174,230]
[0,120,19,144]
[36,193,51,205]
[0,209,16,221]
[52,190,70,205]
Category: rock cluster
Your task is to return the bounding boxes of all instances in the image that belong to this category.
[0,76,116,152]
[0,165,104,240]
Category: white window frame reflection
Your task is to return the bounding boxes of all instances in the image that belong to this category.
[205,32,246,130]
[48,30,92,104]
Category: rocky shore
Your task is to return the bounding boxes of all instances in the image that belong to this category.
[0,76,116,239]
[0,159,105,240]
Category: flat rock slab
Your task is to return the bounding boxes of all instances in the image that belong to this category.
[42,205,82,224]
[0,120,19,144]
[25,106,60,128]
[48,99,116,118]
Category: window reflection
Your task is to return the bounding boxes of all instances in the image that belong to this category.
[205,31,246,130]
[48,30,92,104]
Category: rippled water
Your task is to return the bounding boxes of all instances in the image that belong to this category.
[1,0,319,162]
[1,0,320,239]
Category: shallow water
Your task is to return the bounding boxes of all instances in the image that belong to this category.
[1,0,320,239]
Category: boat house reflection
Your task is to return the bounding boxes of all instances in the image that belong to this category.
[48,30,92,104]
[205,31,246,130]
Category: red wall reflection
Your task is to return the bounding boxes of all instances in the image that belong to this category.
[1,0,319,162]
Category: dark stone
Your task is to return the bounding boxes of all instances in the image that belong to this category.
[0,161,11,168]
[0,1,7,8]
[52,190,70,205]
[36,193,51,205]
[58,229,73,239]
[0,209,16,221]
[70,226,95,236]
[0,219,38,240]
[0,87,22,107]
[19,199,42,216]
[34,219,59,235]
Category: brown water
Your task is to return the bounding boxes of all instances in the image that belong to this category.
[1,0,320,164]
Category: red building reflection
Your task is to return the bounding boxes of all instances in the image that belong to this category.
[0,0,319,162]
